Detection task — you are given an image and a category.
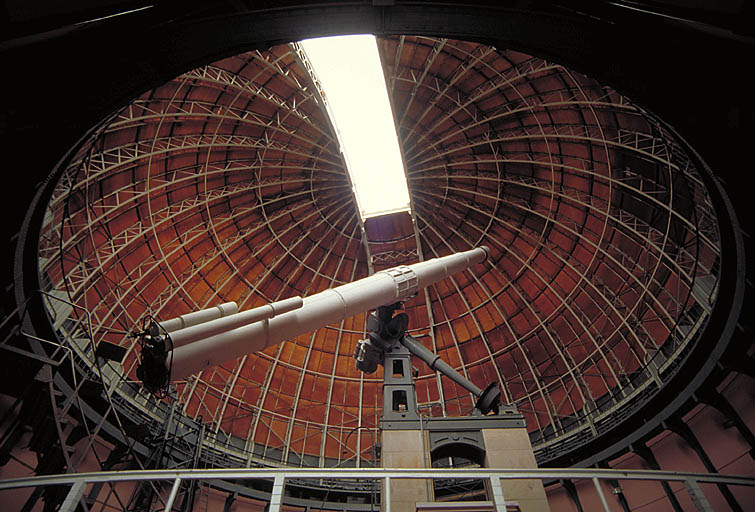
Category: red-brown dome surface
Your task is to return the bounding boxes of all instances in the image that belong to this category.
[39,36,721,467]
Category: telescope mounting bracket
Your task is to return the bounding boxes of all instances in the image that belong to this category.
[354,302,501,415]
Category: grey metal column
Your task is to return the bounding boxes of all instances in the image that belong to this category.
[597,461,630,512]
[684,479,714,512]
[489,476,507,512]
[59,481,86,512]
[268,474,284,512]
[384,476,391,512]
[164,477,182,511]
[381,343,420,423]
[592,477,611,512]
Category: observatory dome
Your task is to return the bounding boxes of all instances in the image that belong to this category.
[36,35,723,469]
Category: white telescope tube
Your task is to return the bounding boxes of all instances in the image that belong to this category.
[167,297,303,349]
[412,245,490,289]
[159,302,238,333]
[169,246,489,380]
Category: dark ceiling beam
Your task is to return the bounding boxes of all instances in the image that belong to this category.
[665,417,744,512]
[630,441,685,512]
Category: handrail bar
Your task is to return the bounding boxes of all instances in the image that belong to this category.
[2,467,754,490]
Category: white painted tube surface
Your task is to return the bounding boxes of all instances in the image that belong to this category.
[168,297,303,349]
[169,246,489,380]
[159,302,238,333]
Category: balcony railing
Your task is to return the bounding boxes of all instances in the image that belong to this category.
[2,467,753,512]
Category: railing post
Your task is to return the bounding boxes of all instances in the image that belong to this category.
[592,477,612,512]
[489,475,507,512]
[268,474,284,512]
[164,477,182,511]
[384,476,391,512]
[684,479,714,512]
[59,480,86,512]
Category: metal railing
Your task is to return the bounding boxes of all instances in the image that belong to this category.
[2,467,753,512]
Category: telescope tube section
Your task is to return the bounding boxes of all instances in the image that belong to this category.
[159,302,238,333]
[169,246,489,380]
[167,297,303,349]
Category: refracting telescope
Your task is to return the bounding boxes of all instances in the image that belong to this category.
[134,246,501,413]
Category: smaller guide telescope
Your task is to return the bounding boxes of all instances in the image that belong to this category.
[134,246,500,413]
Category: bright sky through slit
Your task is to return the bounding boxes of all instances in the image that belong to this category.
[300,35,411,220]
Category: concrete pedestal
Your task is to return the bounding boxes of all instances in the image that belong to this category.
[482,428,550,512]
[379,342,547,511]
[381,429,431,512]
[380,411,550,512]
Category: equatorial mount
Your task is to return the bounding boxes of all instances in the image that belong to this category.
[353,302,501,415]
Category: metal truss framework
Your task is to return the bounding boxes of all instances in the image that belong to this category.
[35,36,721,467]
